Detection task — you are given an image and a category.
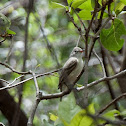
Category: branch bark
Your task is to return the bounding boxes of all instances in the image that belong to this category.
[0,81,28,126]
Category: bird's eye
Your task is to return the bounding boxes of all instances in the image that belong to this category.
[75,51,77,53]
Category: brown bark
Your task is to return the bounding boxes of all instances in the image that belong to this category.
[0,81,28,126]
[117,13,126,94]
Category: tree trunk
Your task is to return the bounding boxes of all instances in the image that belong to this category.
[0,81,28,126]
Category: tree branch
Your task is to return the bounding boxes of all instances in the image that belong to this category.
[0,62,31,75]
[77,68,126,91]
[27,71,41,126]
[93,50,106,77]
[98,93,126,115]
[0,69,61,91]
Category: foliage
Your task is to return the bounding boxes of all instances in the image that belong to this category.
[0,0,126,126]
[50,93,95,126]
[100,18,126,51]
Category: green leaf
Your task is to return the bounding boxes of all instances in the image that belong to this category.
[78,10,92,20]
[100,18,126,51]
[43,120,53,126]
[103,109,120,120]
[58,93,81,124]
[67,0,73,5]
[69,104,95,126]
[77,0,93,20]
[71,0,87,9]
[120,110,126,116]
[56,124,64,126]
[78,10,108,20]
[69,110,87,126]
[76,83,83,87]
[115,2,125,15]
[51,2,66,9]
[62,119,69,126]
[6,29,16,35]
[88,103,95,114]
[49,113,58,121]
[78,0,93,10]
[120,0,126,4]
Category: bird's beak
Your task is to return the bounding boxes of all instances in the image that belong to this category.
[80,50,84,53]
[80,49,85,53]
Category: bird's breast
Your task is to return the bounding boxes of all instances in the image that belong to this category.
[68,58,83,83]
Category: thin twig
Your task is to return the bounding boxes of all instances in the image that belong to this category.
[0,62,31,75]
[66,11,85,42]
[93,50,106,77]
[72,7,87,31]
[9,75,25,86]
[101,46,121,114]
[34,13,60,67]
[76,35,80,47]
[12,1,33,126]
[88,17,111,59]
[0,79,10,84]
[98,93,126,115]
[27,98,40,126]
[102,47,117,73]
[30,71,39,95]
[0,68,126,102]
[0,37,6,44]
[82,0,100,107]
[77,68,126,91]
[27,70,42,126]
[40,89,70,100]
[0,69,61,91]
[89,113,126,125]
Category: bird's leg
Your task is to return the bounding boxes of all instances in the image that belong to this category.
[64,83,74,92]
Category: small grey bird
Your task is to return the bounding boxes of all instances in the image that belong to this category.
[58,47,84,93]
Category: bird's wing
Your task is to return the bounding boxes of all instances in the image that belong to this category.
[58,58,78,90]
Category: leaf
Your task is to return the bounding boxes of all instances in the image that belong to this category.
[78,0,93,10]
[103,109,120,120]
[120,110,126,116]
[100,18,126,51]
[76,83,83,87]
[77,0,93,20]
[62,119,69,126]
[115,2,125,15]
[67,0,74,5]
[78,10,92,20]
[71,0,87,9]
[49,113,58,121]
[51,2,66,9]
[58,92,81,124]
[35,64,41,69]
[6,29,16,35]
[69,104,95,126]
[78,10,108,20]
[43,119,53,126]
[69,109,86,126]
[56,124,64,126]
[88,103,95,114]
[120,0,126,4]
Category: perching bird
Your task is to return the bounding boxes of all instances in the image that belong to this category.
[58,47,84,95]
[0,13,11,35]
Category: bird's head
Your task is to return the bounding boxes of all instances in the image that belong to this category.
[70,47,84,58]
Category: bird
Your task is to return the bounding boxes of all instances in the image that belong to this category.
[58,47,84,96]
